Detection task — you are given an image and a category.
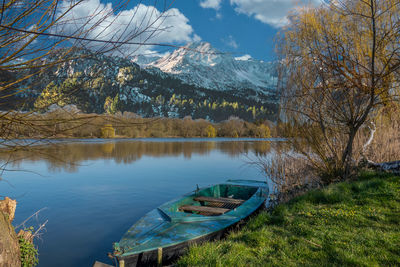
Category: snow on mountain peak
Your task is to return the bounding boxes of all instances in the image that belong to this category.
[150,42,228,72]
[235,54,252,61]
[186,41,213,51]
[132,42,277,92]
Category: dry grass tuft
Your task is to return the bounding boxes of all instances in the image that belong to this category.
[254,153,322,205]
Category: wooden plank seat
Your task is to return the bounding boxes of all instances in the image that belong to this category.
[179,205,230,215]
[194,196,245,205]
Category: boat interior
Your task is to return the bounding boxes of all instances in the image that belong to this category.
[176,184,258,216]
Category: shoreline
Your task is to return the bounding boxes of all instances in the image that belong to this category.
[177,171,400,266]
[0,137,286,144]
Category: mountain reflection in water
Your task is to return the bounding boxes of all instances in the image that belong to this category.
[1,139,276,173]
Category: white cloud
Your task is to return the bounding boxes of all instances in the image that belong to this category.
[230,0,323,27]
[55,0,199,56]
[235,54,252,61]
[200,0,223,10]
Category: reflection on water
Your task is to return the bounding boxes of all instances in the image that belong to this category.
[1,138,275,173]
[0,138,283,267]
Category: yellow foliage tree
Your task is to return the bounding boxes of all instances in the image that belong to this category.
[101,124,116,138]
[205,125,217,138]
[257,125,271,138]
[278,0,400,179]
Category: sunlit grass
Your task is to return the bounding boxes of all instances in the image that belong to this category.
[177,171,400,266]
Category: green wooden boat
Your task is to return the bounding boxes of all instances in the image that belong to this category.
[112,180,268,266]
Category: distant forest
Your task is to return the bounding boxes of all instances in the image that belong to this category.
[3,108,275,139]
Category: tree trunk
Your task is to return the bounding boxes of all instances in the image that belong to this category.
[0,198,21,267]
[342,129,357,179]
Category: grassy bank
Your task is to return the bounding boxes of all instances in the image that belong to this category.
[177,172,400,266]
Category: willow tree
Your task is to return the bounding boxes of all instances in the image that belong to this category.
[278,0,400,180]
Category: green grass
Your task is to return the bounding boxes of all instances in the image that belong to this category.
[177,172,400,266]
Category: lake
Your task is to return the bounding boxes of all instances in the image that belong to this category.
[0,138,278,267]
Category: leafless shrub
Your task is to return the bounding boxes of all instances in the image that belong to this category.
[0,0,204,153]
[252,151,321,205]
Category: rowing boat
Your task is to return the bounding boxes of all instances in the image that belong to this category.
[112,180,268,266]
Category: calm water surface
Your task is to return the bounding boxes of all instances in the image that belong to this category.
[0,138,277,267]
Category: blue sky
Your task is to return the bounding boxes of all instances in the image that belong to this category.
[172,1,279,61]
[57,0,322,61]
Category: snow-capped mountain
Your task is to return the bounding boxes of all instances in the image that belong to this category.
[133,42,278,93]
[11,46,279,122]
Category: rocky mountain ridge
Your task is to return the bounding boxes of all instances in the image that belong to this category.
[133,42,278,93]
[11,45,279,122]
